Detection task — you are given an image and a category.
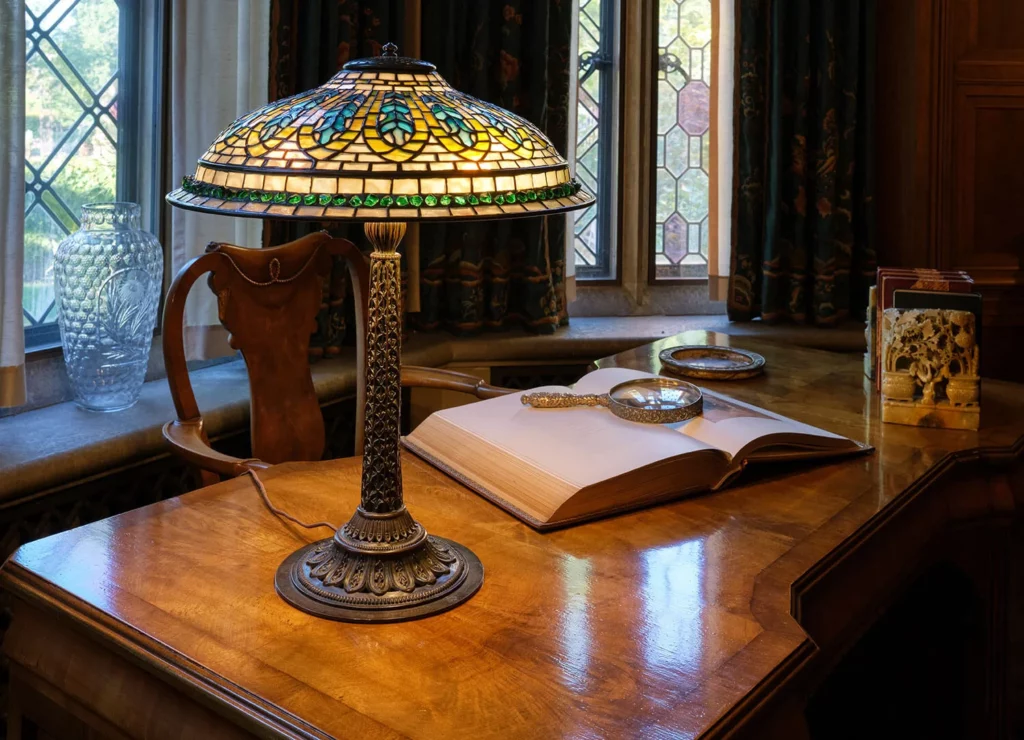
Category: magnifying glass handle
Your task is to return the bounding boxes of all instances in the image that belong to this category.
[520,392,610,409]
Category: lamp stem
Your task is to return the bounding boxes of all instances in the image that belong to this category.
[275,219,483,622]
[359,221,408,513]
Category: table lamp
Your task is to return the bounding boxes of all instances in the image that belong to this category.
[166,43,593,622]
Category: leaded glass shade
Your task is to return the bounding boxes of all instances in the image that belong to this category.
[167,49,593,222]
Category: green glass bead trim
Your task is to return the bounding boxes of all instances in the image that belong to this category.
[179,175,584,212]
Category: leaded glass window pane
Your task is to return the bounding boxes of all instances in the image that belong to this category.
[23,0,122,344]
[573,0,615,280]
[653,0,712,280]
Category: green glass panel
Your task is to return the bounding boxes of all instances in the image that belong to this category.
[658,0,679,47]
[679,0,712,47]
[655,168,676,222]
[380,195,394,207]
[410,195,423,207]
[439,195,452,206]
[364,194,379,207]
[349,195,363,207]
[424,195,437,206]
[689,134,702,169]
[395,195,409,206]
[453,195,466,206]
[677,167,709,222]
[664,127,688,177]
[657,80,677,134]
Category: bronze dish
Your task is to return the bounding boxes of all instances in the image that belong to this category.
[659,346,766,381]
[521,377,703,424]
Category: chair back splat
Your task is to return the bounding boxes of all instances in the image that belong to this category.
[162,232,368,468]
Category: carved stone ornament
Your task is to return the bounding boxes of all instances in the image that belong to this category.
[880,308,980,430]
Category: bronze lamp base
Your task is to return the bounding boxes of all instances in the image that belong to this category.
[274,221,483,623]
[275,529,482,623]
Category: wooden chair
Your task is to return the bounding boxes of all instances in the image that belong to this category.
[162,231,513,487]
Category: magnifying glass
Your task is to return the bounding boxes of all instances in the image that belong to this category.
[520,377,703,424]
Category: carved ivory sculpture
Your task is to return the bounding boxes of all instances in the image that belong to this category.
[880,308,980,430]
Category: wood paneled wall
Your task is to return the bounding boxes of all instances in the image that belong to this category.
[876,0,1024,381]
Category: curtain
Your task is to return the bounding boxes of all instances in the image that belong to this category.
[728,0,876,325]
[169,0,270,360]
[417,0,572,334]
[267,0,407,359]
[0,0,26,408]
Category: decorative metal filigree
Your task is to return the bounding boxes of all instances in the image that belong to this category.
[359,223,406,513]
[276,220,483,621]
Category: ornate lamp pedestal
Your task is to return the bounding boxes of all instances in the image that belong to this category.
[275,222,483,622]
[166,42,593,622]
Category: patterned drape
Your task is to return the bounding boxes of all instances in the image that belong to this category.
[416,0,572,333]
[268,0,405,358]
[728,0,876,324]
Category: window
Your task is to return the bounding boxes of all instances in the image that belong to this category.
[571,0,720,294]
[653,0,712,281]
[22,0,142,348]
[572,0,617,281]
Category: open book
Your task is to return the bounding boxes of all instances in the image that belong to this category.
[402,367,871,530]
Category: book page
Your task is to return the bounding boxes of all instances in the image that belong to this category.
[672,389,848,459]
[416,372,717,491]
[574,367,851,460]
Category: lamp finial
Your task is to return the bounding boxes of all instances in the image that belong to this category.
[382,41,398,57]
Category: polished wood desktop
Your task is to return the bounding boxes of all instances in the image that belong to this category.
[3,332,1022,739]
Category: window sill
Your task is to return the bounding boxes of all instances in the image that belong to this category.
[0,316,866,507]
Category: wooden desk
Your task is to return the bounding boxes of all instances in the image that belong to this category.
[3,332,1022,739]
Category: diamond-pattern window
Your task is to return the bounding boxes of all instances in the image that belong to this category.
[572,0,614,280]
[654,0,712,280]
[23,0,122,342]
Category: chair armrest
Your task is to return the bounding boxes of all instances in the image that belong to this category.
[400,365,515,399]
[163,420,270,481]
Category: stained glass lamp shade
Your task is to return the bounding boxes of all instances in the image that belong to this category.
[166,45,593,624]
[167,51,592,222]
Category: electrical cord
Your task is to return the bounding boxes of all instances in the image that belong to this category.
[245,469,337,532]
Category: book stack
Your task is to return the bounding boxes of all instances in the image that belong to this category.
[869,268,981,387]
